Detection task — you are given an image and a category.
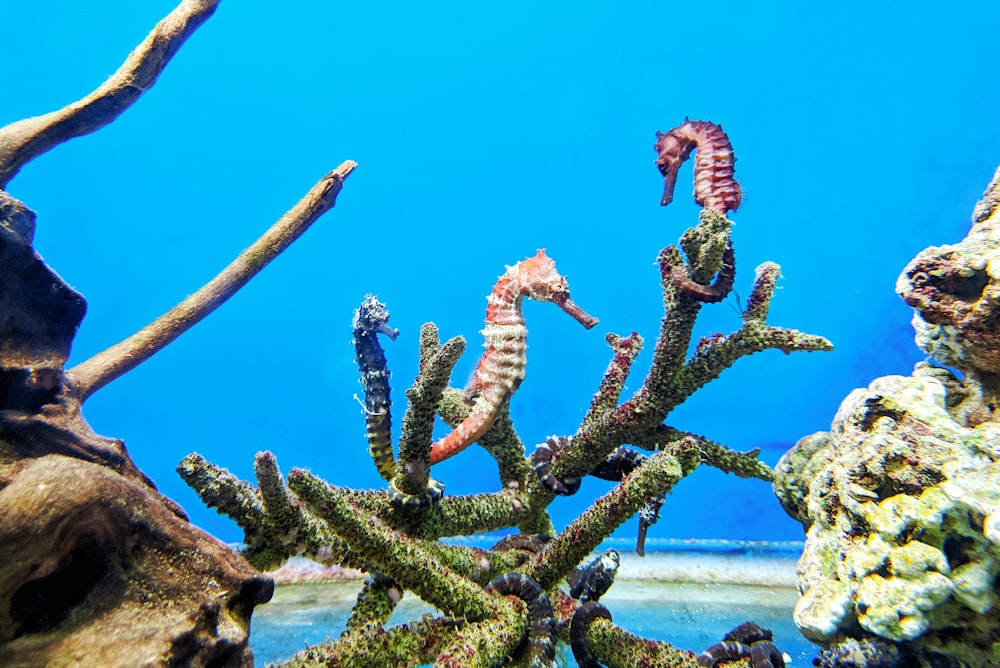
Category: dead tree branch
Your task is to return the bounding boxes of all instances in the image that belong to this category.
[67,160,357,401]
[0,0,220,189]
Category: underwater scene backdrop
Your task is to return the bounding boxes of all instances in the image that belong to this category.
[3,0,999,549]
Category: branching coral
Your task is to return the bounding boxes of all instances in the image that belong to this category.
[181,120,831,666]
[0,1,833,665]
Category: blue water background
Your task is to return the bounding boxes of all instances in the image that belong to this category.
[3,1,999,545]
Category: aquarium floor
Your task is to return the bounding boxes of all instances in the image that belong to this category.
[251,549,818,666]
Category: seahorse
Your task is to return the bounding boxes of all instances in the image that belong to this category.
[486,573,557,666]
[530,436,582,496]
[698,621,785,668]
[429,249,598,465]
[352,294,399,482]
[570,601,614,668]
[655,119,742,215]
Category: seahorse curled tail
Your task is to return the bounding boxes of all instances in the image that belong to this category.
[486,573,557,666]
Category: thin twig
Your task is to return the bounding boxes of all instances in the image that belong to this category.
[0,0,220,188]
[67,161,357,401]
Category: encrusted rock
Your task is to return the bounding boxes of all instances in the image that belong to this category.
[898,165,1000,380]
[775,170,1000,666]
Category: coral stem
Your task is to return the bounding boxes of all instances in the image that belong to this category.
[583,614,701,667]
[525,450,683,589]
[288,468,503,621]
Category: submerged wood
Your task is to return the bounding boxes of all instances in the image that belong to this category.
[0,2,353,665]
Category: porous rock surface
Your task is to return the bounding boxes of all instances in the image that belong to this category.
[774,168,1000,666]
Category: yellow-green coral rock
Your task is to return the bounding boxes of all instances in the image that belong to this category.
[887,539,949,579]
[794,578,855,641]
[775,177,1000,665]
[951,560,997,614]
[855,572,954,640]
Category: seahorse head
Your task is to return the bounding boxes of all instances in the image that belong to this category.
[353,294,399,340]
[654,129,696,207]
[516,250,599,329]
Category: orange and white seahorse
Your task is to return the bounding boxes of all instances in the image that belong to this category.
[429,249,598,465]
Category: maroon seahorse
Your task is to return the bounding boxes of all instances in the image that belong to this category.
[429,250,598,465]
[655,119,742,215]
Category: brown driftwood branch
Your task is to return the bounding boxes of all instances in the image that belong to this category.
[67,160,357,401]
[0,0,220,189]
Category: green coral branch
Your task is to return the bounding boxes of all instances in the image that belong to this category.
[544,213,728,485]
[287,467,503,621]
[407,488,530,541]
[177,452,266,536]
[741,259,780,322]
[432,603,528,668]
[177,452,363,571]
[182,445,530,578]
[654,426,775,481]
[437,388,532,489]
[617,245,702,424]
[678,323,832,404]
[345,573,402,632]
[254,451,307,540]
[520,213,736,530]
[524,450,683,590]
[582,616,704,668]
[644,209,734,387]
[275,616,463,668]
[678,208,734,285]
[673,261,832,401]
[416,542,524,586]
[539,209,830,503]
[351,532,526,587]
[393,324,466,502]
[579,332,644,434]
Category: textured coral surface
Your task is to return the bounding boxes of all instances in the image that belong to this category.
[899,166,1000,382]
[776,170,1000,667]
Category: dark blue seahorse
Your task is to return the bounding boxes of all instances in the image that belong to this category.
[487,573,556,666]
[352,294,399,482]
[698,621,785,668]
[570,601,613,668]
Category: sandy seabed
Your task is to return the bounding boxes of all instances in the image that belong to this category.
[252,540,816,666]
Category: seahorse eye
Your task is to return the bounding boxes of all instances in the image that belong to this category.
[545,278,570,302]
